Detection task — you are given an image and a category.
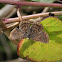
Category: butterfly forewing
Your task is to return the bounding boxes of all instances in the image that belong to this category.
[30,22,43,35]
[19,21,31,34]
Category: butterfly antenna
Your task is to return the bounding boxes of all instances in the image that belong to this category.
[17,8,24,21]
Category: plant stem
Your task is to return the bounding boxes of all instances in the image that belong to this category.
[0,0,62,8]
[17,8,23,21]
[3,11,62,24]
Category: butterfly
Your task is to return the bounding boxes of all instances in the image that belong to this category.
[9,21,49,43]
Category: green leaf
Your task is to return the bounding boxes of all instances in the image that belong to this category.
[31,0,57,3]
[41,17,62,43]
[18,17,62,62]
[58,16,62,21]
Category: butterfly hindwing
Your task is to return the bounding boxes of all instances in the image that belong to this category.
[30,31,49,43]
[9,28,25,40]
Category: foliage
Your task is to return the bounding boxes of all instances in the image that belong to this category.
[58,16,62,21]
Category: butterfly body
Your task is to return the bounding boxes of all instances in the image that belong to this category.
[9,21,49,43]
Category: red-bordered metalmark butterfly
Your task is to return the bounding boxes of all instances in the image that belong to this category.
[9,21,49,43]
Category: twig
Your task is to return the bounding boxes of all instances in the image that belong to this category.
[29,7,49,22]
[6,8,16,18]
[0,4,15,18]
[3,11,62,24]
[57,0,62,3]
[42,7,49,13]
[17,8,23,21]
[0,0,21,18]
[0,0,62,8]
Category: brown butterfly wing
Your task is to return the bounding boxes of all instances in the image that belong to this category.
[19,21,31,34]
[29,22,43,35]
[9,28,26,40]
[30,31,49,43]
[28,22,49,43]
